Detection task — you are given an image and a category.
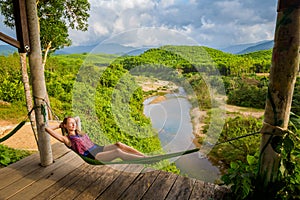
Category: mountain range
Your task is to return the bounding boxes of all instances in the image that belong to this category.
[220,40,274,54]
[0,45,17,56]
[0,40,273,56]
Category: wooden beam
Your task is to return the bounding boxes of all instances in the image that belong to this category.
[0,31,20,49]
[13,0,30,52]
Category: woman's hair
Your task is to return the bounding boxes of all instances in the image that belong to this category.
[61,116,83,136]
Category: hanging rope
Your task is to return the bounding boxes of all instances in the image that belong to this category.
[0,100,53,147]
[27,105,39,146]
[0,106,37,143]
[214,131,261,146]
[0,121,26,143]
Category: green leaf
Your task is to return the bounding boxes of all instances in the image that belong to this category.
[230,161,239,169]
[283,136,294,154]
[0,154,11,166]
[246,155,256,165]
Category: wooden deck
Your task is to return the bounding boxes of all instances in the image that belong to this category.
[0,143,230,200]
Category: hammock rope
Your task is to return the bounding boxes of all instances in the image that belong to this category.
[0,106,41,144]
[0,121,26,143]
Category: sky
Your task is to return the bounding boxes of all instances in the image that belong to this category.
[1,0,278,49]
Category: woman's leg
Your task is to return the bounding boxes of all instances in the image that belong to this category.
[94,148,144,162]
[103,142,145,156]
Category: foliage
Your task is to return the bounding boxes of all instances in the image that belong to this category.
[0,0,90,59]
[0,101,27,122]
[221,114,300,200]
[272,113,300,199]
[38,0,90,55]
[291,78,300,116]
[186,73,212,109]
[225,76,268,109]
[95,63,162,153]
[240,49,272,73]
[0,45,299,198]
[221,154,259,200]
[0,144,32,167]
[208,116,262,167]
[0,54,25,103]
[205,116,262,199]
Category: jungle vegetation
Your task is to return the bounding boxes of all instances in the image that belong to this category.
[0,46,299,199]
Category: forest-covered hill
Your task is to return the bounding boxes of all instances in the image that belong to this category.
[0,45,284,123]
[1,45,299,198]
[1,46,300,172]
[3,45,300,127]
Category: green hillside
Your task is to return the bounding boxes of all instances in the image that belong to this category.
[1,46,299,197]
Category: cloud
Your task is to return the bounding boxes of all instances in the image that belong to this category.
[98,27,198,48]
[1,0,278,48]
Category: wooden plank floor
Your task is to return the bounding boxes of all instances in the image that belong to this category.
[0,143,230,200]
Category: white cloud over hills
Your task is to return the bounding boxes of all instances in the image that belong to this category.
[1,0,278,49]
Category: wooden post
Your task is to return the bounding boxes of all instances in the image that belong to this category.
[258,0,300,190]
[13,0,30,53]
[25,0,53,166]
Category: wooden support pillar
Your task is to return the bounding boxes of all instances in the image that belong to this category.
[25,0,53,166]
[13,0,30,53]
[0,0,30,52]
[258,0,300,192]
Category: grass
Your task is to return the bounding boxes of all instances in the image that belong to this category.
[0,101,28,123]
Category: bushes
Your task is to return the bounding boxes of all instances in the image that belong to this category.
[225,76,268,109]
[208,116,262,167]
[0,54,25,103]
[0,78,25,103]
[0,144,32,167]
[221,118,300,200]
[225,76,300,114]
[227,83,267,109]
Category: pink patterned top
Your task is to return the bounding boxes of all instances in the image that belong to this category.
[67,134,95,156]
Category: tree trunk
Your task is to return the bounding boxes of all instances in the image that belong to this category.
[42,41,51,68]
[20,53,33,112]
[26,0,53,166]
[20,53,37,133]
[258,0,300,190]
[42,41,53,120]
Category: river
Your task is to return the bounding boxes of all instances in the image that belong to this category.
[143,88,221,183]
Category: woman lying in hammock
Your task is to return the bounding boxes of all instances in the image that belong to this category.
[45,116,147,162]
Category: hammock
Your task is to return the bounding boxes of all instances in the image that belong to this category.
[0,121,26,143]
[0,119,199,165]
[74,147,200,165]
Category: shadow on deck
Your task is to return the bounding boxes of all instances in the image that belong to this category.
[0,143,230,199]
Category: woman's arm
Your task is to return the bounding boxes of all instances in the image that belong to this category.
[45,124,71,147]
